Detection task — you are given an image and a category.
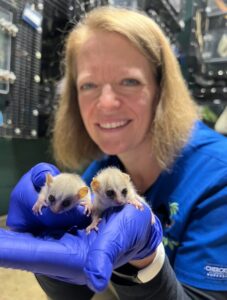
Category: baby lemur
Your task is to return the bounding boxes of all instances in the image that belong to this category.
[32,173,92,216]
[86,167,151,234]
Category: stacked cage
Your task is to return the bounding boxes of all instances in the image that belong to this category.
[37,0,69,137]
[0,0,43,138]
[183,0,227,134]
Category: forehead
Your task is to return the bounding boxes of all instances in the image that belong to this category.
[75,30,154,83]
[98,169,128,189]
[76,30,149,68]
[48,175,76,196]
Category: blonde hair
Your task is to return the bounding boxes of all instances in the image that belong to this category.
[52,6,198,170]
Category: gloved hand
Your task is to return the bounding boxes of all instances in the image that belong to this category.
[84,204,162,292]
[0,206,162,291]
[0,227,95,285]
[6,162,90,232]
[0,163,163,291]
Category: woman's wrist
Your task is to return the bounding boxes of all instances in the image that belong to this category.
[129,243,165,283]
[129,250,157,269]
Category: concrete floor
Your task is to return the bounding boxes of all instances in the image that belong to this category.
[0,216,47,299]
[0,216,117,300]
[0,268,47,300]
[0,267,118,300]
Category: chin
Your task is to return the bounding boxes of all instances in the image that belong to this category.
[98,144,124,155]
[94,138,132,155]
[99,146,127,156]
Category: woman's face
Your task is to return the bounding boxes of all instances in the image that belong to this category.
[76,30,158,157]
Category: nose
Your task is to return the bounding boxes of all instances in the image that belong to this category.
[97,84,120,110]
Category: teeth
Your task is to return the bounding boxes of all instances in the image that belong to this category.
[99,121,127,129]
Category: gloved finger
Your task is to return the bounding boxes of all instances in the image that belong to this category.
[84,204,161,292]
[7,170,49,232]
[7,163,60,231]
[32,205,91,231]
[0,228,97,285]
[31,162,60,191]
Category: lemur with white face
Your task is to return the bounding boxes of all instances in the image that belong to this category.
[32,173,92,216]
[86,167,153,234]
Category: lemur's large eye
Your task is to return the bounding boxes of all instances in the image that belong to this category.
[121,188,128,197]
[106,189,116,199]
[48,195,56,204]
[61,199,71,208]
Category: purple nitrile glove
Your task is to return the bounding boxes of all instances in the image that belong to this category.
[0,227,97,285]
[84,203,163,292]
[0,203,162,290]
[6,162,90,232]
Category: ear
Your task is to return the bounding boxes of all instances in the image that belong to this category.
[91,178,100,192]
[46,173,54,187]
[77,186,89,199]
[123,172,130,182]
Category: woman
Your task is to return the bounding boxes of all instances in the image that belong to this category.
[1,6,227,300]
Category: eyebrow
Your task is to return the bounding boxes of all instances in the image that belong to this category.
[77,73,93,83]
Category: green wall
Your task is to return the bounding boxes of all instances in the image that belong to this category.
[0,138,53,215]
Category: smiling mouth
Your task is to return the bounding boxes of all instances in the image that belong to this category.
[98,120,130,129]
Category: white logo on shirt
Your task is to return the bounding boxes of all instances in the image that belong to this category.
[205,265,227,279]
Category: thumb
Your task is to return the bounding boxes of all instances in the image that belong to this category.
[31,162,60,191]
[84,205,153,292]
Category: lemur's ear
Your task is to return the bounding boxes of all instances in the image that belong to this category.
[91,178,100,192]
[78,186,89,199]
[46,173,54,187]
[123,172,130,182]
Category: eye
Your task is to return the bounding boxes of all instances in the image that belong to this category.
[48,195,56,204]
[61,199,71,208]
[80,82,97,91]
[121,188,128,197]
[121,78,140,86]
[106,189,116,199]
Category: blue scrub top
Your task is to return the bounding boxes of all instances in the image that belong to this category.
[82,121,227,291]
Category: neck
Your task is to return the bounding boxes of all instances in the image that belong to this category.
[118,151,162,194]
